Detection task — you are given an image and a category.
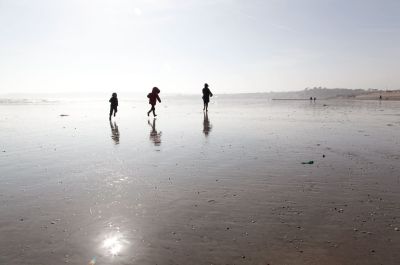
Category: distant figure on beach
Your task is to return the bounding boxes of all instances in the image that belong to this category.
[109,120,120,145]
[379,95,383,100]
[147,87,161,117]
[109,92,118,120]
[148,118,161,146]
[309,97,313,101]
[313,97,316,101]
[203,112,212,137]
[202,83,213,111]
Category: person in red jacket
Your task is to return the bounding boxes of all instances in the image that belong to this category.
[147,87,161,117]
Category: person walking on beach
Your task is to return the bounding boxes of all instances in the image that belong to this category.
[109,92,118,120]
[147,87,161,117]
[202,83,213,111]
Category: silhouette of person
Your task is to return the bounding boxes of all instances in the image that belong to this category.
[148,118,161,146]
[309,97,313,101]
[313,97,316,102]
[109,92,118,120]
[203,112,212,137]
[109,120,120,144]
[379,95,382,100]
[147,87,161,117]
[202,83,213,111]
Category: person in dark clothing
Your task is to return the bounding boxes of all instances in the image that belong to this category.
[109,92,118,120]
[147,87,161,117]
[202,83,213,111]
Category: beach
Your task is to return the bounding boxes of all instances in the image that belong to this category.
[0,96,400,265]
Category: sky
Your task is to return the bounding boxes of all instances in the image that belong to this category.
[1,0,400,94]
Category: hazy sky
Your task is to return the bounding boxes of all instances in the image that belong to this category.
[1,0,400,94]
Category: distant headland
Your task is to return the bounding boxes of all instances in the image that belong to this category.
[220,87,400,101]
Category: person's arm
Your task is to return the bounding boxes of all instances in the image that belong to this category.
[210,90,213,97]
[109,98,112,103]
[116,99,119,106]
[157,95,161,103]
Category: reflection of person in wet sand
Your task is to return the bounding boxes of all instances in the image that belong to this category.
[148,118,161,146]
[109,120,120,145]
[203,112,212,137]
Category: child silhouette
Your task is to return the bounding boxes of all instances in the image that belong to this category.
[109,92,118,120]
[202,83,213,111]
[147,87,161,117]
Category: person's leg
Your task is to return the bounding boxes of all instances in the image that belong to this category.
[114,107,117,117]
[152,105,156,116]
[205,102,208,111]
[109,106,113,119]
[147,106,152,116]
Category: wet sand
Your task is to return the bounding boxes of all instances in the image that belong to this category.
[0,97,400,265]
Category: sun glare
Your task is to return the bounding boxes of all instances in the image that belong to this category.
[102,233,126,256]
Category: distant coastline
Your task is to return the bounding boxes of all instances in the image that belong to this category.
[352,90,400,100]
[228,88,400,101]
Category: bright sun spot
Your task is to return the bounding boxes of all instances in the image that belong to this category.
[102,233,124,256]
